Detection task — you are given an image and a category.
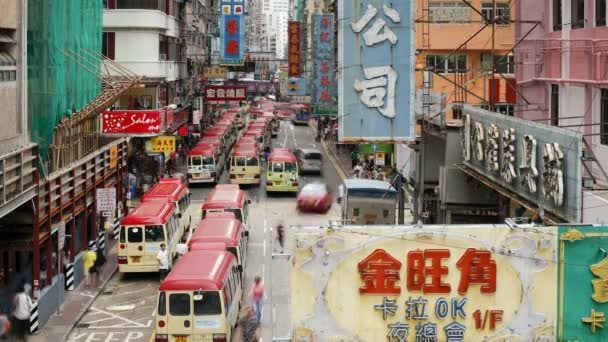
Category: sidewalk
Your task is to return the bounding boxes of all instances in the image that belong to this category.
[309,119,352,180]
[30,240,118,342]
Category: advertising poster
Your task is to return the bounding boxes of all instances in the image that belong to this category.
[311,14,335,115]
[220,0,245,66]
[288,21,301,77]
[338,0,415,141]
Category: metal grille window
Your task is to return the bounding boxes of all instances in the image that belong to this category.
[426,54,468,74]
[571,0,585,29]
[481,54,514,74]
[428,2,471,23]
[553,0,562,31]
[481,2,511,24]
[597,0,606,26]
[601,89,608,145]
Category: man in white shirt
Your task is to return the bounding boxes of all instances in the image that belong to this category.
[156,244,170,282]
[12,283,33,341]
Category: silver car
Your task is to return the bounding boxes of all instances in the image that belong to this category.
[296,148,323,174]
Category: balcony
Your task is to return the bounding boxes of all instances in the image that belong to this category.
[108,60,184,81]
[0,144,38,219]
[104,9,179,36]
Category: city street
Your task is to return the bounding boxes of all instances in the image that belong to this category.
[67,119,343,342]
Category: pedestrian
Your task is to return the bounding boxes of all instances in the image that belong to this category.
[350,150,359,168]
[157,243,170,282]
[11,283,33,342]
[83,245,97,289]
[276,222,285,253]
[0,313,11,340]
[236,306,260,342]
[93,247,107,278]
[249,276,264,322]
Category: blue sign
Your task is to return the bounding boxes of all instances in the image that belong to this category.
[372,144,377,152]
[220,14,245,66]
[338,0,415,141]
[311,14,335,107]
[286,77,308,96]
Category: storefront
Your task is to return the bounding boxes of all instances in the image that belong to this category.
[358,144,394,168]
[292,225,560,341]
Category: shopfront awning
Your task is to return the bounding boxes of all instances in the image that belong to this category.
[456,163,564,224]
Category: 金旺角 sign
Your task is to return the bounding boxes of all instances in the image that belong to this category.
[204,67,228,79]
[312,14,334,110]
[292,226,558,341]
[288,22,301,77]
[150,136,176,153]
[96,188,117,213]
[338,0,415,141]
[101,111,163,135]
[204,86,247,103]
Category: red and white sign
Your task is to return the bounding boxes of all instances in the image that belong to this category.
[102,111,163,134]
[204,86,247,103]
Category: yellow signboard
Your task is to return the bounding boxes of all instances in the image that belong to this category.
[109,145,118,169]
[292,226,558,341]
[150,136,176,153]
[204,67,228,79]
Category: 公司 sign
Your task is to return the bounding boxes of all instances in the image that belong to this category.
[101,111,163,135]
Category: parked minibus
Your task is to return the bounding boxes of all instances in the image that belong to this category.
[242,129,265,152]
[215,119,238,141]
[204,126,232,148]
[141,178,192,229]
[155,250,241,342]
[266,148,299,193]
[250,109,263,120]
[201,184,251,234]
[233,138,258,151]
[229,147,261,185]
[188,216,246,270]
[187,144,223,184]
[118,200,182,273]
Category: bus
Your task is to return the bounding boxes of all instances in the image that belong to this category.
[155,250,241,342]
[338,179,397,225]
[187,144,224,184]
[188,215,246,271]
[250,109,263,120]
[229,147,261,185]
[233,138,258,151]
[293,104,311,125]
[266,148,299,193]
[141,178,192,229]
[204,126,233,148]
[249,119,271,146]
[242,129,265,153]
[118,200,182,273]
[201,184,251,235]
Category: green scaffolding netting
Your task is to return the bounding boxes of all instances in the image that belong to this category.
[27,0,102,163]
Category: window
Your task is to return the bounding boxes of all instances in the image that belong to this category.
[426,54,467,74]
[157,292,166,316]
[190,156,202,166]
[495,103,514,116]
[481,2,511,24]
[227,247,238,259]
[553,0,562,31]
[452,103,463,120]
[246,157,259,166]
[601,89,608,145]
[116,0,162,10]
[551,84,559,126]
[597,0,606,26]
[102,32,115,60]
[120,227,126,243]
[225,208,243,221]
[428,2,471,23]
[272,162,284,172]
[572,0,585,28]
[127,227,143,243]
[481,54,514,74]
[193,291,222,315]
[144,225,165,242]
[236,157,246,167]
[169,293,190,316]
[284,162,297,172]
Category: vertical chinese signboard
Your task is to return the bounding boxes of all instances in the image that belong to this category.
[338,0,415,141]
[220,0,245,66]
[288,21,301,77]
[292,226,558,341]
[558,226,608,340]
[312,14,336,115]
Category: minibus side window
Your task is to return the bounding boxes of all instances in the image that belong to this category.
[169,293,190,316]
[119,227,126,243]
[128,227,143,243]
[227,247,238,259]
[158,292,166,316]
[236,157,246,167]
[178,195,187,213]
[193,291,222,315]
[145,225,165,242]
[232,265,241,286]
[201,210,206,219]
[243,201,249,222]
[224,275,234,316]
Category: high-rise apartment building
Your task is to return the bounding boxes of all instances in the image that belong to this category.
[262,0,289,59]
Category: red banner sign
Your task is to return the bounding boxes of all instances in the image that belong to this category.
[288,21,301,77]
[101,111,163,134]
[204,86,247,103]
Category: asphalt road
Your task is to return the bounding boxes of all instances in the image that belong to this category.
[67,119,343,342]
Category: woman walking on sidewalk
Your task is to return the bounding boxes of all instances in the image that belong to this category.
[249,276,264,322]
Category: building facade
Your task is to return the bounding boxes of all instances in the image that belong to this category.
[184,0,218,97]
[103,0,188,109]
[262,0,289,58]
[515,0,608,223]
[416,0,516,120]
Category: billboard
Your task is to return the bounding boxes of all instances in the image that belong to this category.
[311,14,335,115]
[203,67,228,79]
[461,106,582,222]
[292,226,558,341]
[338,0,415,141]
[288,21,301,77]
[204,86,247,103]
[219,12,245,66]
[101,110,163,135]
[284,77,308,96]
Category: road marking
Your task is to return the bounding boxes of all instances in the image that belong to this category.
[106,304,136,311]
[78,292,95,298]
[85,307,148,328]
[263,239,266,256]
[151,309,155,317]
[262,264,265,279]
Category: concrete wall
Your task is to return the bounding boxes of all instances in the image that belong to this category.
[38,275,66,328]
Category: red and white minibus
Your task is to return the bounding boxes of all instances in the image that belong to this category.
[266,148,299,192]
[155,250,241,342]
[141,178,192,229]
[201,184,250,234]
[118,200,182,273]
[188,215,246,269]
[229,147,261,185]
[187,144,223,184]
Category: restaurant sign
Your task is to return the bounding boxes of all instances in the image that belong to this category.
[101,110,163,135]
[204,86,247,104]
[288,21,301,77]
[292,226,558,341]
[461,105,583,222]
[204,67,228,79]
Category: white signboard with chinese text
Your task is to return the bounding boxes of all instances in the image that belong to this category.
[338,0,415,142]
[461,106,582,222]
[96,188,117,213]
